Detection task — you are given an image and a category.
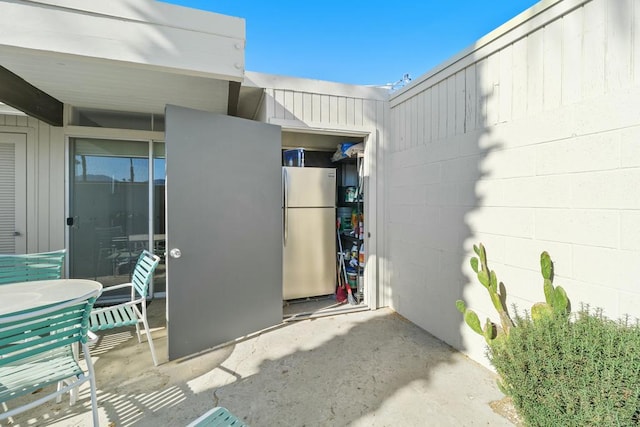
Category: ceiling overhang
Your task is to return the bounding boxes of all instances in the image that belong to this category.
[0,0,246,120]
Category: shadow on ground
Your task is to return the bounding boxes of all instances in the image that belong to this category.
[3,299,512,426]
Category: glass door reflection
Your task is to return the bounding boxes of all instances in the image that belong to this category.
[69,139,164,300]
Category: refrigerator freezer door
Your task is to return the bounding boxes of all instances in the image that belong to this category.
[283,207,337,300]
[283,167,336,208]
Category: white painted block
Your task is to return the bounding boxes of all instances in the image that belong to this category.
[473,178,504,207]
[535,208,619,248]
[502,175,571,208]
[463,233,507,264]
[618,291,640,319]
[481,146,536,179]
[535,132,620,175]
[620,211,640,250]
[620,126,640,168]
[571,169,640,210]
[466,207,534,238]
[503,236,572,277]
[560,277,619,317]
[571,245,638,293]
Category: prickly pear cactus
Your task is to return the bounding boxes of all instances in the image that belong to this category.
[531,251,569,321]
[457,244,571,345]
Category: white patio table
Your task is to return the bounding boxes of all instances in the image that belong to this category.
[0,279,103,316]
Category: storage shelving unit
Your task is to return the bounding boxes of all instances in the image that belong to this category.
[334,150,364,303]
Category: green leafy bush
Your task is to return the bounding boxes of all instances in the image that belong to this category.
[457,243,640,426]
[490,308,640,426]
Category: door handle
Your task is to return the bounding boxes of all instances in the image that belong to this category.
[13,231,21,236]
[169,248,182,259]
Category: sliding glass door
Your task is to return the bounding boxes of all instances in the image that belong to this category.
[69,138,165,299]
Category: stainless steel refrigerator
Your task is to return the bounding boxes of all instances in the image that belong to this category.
[282,166,336,300]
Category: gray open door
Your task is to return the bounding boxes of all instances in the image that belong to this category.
[165,105,282,360]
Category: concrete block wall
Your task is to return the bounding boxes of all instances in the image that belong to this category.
[386,0,640,367]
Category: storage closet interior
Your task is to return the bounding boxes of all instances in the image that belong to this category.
[281,131,366,319]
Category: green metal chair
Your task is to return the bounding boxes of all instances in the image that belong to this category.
[0,291,101,425]
[89,250,161,366]
[186,407,247,427]
[0,249,66,284]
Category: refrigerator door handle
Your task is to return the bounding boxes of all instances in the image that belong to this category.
[283,168,288,245]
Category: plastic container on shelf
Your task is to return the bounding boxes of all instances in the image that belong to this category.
[337,207,352,231]
[283,148,305,167]
[346,267,358,288]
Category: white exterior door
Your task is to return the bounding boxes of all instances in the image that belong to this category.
[0,133,26,253]
[165,105,283,361]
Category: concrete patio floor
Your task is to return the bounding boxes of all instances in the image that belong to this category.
[4,299,515,426]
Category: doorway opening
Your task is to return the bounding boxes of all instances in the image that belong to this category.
[280,131,369,321]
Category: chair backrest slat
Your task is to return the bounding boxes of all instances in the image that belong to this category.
[0,250,66,284]
[131,250,160,298]
[0,295,96,367]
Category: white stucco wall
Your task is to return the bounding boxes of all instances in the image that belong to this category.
[386,0,640,367]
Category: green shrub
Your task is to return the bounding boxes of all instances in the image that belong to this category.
[489,307,640,426]
[457,243,640,426]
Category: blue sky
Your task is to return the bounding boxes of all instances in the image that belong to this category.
[163,1,540,86]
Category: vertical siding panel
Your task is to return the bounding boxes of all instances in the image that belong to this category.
[438,80,447,139]
[424,88,432,143]
[337,96,347,126]
[582,1,605,99]
[527,29,544,115]
[401,101,408,150]
[37,123,50,249]
[486,53,500,125]
[431,83,439,141]
[302,93,313,123]
[16,116,28,127]
[476,58,489,127]
[346,97,355,126]
[511,38,528,119]
[274,89,286,120]
[498,46,513,123]
[465,64,477,132]
[446,75,456,137]
[329,95,338,124]
[311,93,321,122]
[411,94,422,147]
[354,98,364,126]
[562,6,583,105]
[543,19,563,110]
[455,71,465,135]
[292,91,303,120]
[394,104,403,152]
[416,92,424,145]
[320,94,330,123]
[49,126,65,249]
[605,0,632,92]
[634,0,640,83]
[387,107,399,152]
[283,90,295,120]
